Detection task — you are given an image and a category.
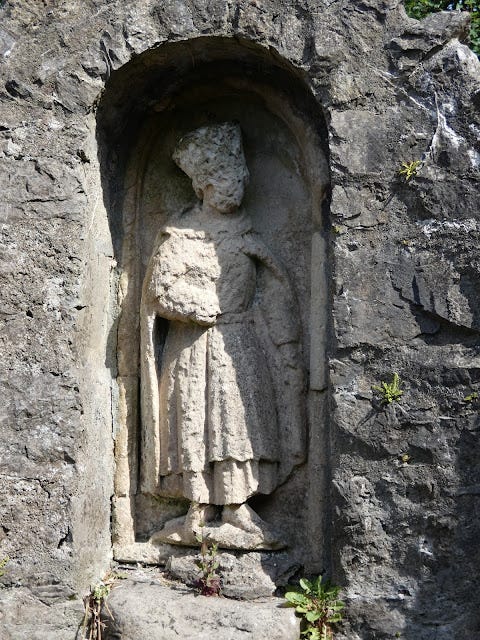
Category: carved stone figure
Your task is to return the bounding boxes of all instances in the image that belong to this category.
[140,123,305,550]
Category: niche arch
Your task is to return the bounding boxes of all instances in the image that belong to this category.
[96,37,331,572]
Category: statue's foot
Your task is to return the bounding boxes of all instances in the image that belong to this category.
[150,502,287,551]
[220,503,287,550]
[222,503,271,533]
[149,503,215,547]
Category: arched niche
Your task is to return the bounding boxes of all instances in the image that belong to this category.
[96,37,331,575]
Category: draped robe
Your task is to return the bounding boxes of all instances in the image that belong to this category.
[140,208,305,504]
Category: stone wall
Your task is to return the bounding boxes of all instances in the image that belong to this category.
[0,1,479,638]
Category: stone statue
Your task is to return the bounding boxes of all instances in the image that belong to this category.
[140,123,305,550]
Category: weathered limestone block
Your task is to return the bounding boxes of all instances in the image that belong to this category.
[104,580,300,640]
[390,10,470,70]
[0,587,83,640]
[166,549,299,599]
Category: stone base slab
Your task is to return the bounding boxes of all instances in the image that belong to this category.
[104,579,300,640]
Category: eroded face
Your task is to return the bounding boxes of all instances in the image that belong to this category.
[172,123,249,214]
[200,171,247,214]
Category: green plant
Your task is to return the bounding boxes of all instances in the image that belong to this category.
[285,576,344,640]
[81,572,118,640]
[464,391,479,402]
[373,373,404,405]
[195,529,221,596]
[404,0,479,57]
[0,556,9,578]
[399,160,422,181]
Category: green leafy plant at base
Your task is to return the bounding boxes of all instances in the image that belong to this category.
[464,391,479,402]
[399,160,422,181]
[81,572,121,640]
[195,529,221,596]
[285,576,344,640]
[373,372,404,405]
[404,0,479,57]
[0,556,9,578]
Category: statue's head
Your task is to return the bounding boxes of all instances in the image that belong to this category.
[172,122,249,213]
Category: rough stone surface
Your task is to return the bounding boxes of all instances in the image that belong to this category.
[0,587,84,640]
[0,1,478,639]
[103,579,300,640]
[167,550,299,599]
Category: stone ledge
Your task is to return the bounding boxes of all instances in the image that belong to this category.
[104,579,300,640]
[0,587,83,640]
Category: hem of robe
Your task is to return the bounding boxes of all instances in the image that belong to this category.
[156,459,278,505]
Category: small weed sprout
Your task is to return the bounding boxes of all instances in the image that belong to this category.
[81,572,119,640]
[373,373,403,405]
[195,528,221,596]
[399,160,421,181]
[285,575,344,640]
[0,556,9,578]
[464,391,478,403]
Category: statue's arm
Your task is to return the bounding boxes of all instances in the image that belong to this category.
[243,232,288,281]
[243,232,306,476]
[242,233,300,345]
[141,231,219,326]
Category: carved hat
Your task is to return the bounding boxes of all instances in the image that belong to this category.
[172,122,249,208]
